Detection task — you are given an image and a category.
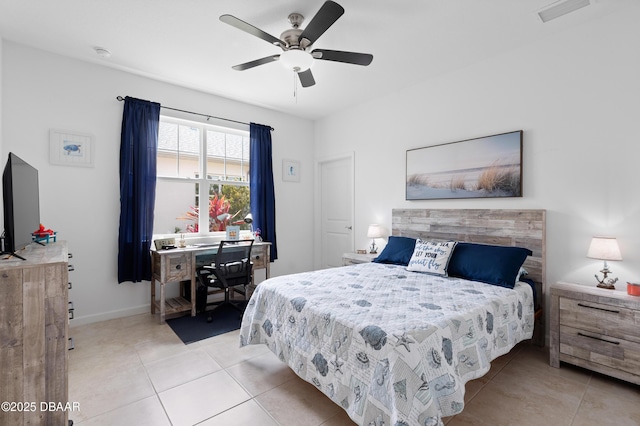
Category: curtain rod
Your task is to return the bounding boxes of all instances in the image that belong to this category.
[116,96,274,131]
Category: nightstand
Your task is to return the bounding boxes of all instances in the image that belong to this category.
[342,252,378,266]
[550,281,640,384]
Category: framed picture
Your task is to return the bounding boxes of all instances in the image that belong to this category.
[49,129,95,167]
[282,159,300,182]
[226,226,240,241]
[406,130,523,200]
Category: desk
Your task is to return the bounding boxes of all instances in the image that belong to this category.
[150,241,271,323]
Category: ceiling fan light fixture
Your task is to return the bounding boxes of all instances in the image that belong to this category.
[280,49,314,72]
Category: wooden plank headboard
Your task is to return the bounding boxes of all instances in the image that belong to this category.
[391,209,546,286]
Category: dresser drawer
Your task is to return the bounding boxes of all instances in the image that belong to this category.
[559,297,640,343]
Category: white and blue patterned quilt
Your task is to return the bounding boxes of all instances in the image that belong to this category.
[239,262,534,426]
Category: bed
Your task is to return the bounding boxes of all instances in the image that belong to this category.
[239,209,545,426]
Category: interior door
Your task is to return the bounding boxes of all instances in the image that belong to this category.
[317,154,354,269]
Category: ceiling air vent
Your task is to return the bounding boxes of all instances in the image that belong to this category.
[538,0,592,23]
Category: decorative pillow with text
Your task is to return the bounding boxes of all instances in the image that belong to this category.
[406,240,457,276]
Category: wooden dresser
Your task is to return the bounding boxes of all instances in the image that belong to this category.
[550,281,640,384]
[0,242,70,426]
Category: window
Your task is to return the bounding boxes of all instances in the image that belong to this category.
[154,116,251,235]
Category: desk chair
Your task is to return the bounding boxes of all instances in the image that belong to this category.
[200,239,254,322]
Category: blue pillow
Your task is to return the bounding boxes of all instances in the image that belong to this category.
[373,236,417,266]
[447,243,532,289]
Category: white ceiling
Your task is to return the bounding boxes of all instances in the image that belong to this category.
[0,0,628,120]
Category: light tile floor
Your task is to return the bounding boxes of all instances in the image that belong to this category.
[69,314,640,425]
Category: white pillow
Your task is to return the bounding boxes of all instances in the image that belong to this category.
[407,240,457,276]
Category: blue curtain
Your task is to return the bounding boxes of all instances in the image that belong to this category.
[118,97,160,283]
[249,123,278,261]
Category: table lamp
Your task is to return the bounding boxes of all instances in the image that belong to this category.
[367,224,384,254]
[587,236,622,289]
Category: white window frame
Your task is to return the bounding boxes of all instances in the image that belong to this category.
[156,115,250,237]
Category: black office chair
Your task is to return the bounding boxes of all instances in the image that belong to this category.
[201,239,254,322]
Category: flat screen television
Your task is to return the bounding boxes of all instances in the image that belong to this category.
[2,153,40,260]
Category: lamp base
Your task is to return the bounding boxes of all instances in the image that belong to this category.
[596,281,616,290]
[595,266,618,290]
[369,240,378,254]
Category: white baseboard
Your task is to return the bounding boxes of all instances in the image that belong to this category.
[70,304,150,327]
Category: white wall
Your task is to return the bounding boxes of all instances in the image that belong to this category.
[0,38,3,180]
[314,4,640,337]
[1,42,315,324]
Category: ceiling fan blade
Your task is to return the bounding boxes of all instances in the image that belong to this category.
[298,69,316,87]
[220,14,284,48]
[298,1,344,46]
[232,55,280,71]
[312,49,373,66]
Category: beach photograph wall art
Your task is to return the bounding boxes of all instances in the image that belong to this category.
[406,130,523,200]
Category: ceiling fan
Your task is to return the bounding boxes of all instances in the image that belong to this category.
[220,1,373,88]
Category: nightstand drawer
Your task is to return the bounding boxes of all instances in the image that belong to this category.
[559,297,640,343]
[559,324,640,376]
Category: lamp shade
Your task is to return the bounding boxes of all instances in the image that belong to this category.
[367,224,385,239]
[587,236,622,261]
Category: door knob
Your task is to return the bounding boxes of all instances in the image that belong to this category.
[345,226,353,230]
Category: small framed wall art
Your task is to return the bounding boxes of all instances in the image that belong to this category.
[49,129,95,167]
[282,159,300,182]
